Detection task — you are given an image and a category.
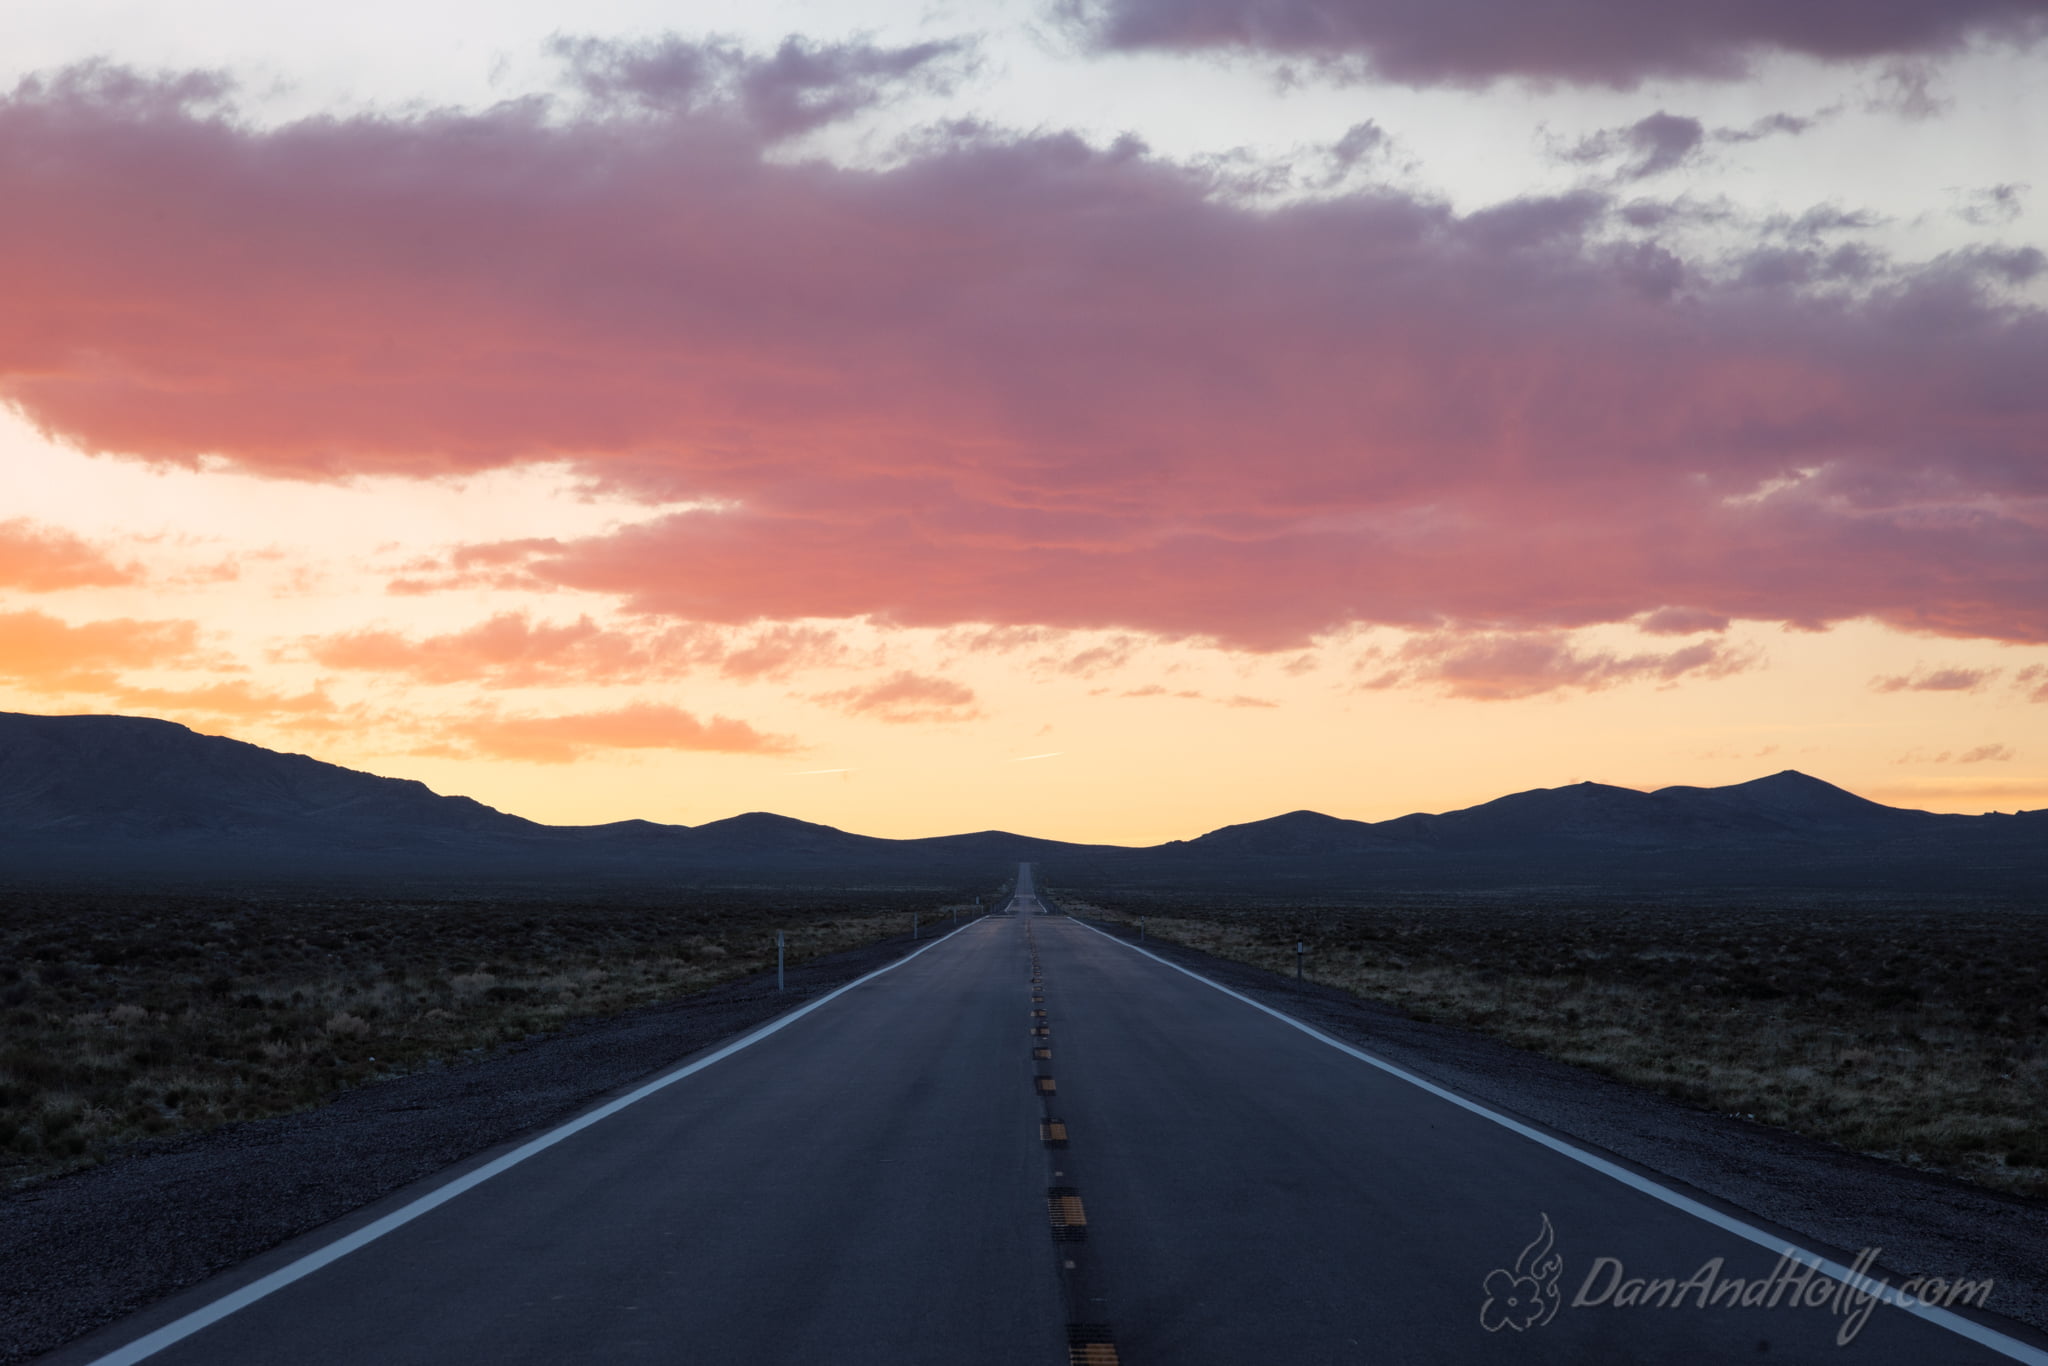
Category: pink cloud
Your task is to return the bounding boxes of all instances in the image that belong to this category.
[811,670,982,724]
[305,614,850,686]
[1,55,2044,650]
[1895,743,2015,764]
[1635,606,1731,635]
[0,519,138,591]
[1047,641,1138,677]
[1062,0,2048,87]
[0,611,339,724]
[939,625,1068,654]
[308,614,686,687]
[1957,743,2016,763]
[1384,632,1760,700]
[716,625,852,681]
[386,539,562,596]
[107,680,338,723]
[440,701,797,762]
[1871,666,1998,693]
[0,609,199,689]
[1109,684,1272,706]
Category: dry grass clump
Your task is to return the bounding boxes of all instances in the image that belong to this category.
[0,887,981,1188]
[1066,893,2048,1199]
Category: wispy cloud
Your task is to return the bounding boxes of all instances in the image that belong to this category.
[1362,632,1760,701]
[436,702,798,763]
[1062,0,2048,87]
[811,671,982,724]
[1871,666,1998,693]
[0,609,200,691]
[0,519,140,592]
[303,614,850,687]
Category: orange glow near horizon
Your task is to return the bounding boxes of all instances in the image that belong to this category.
[2,429,2044,844]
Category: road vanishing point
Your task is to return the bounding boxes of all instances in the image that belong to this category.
[47,865,2048,1365]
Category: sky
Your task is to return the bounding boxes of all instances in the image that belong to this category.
[0,0,2044,844]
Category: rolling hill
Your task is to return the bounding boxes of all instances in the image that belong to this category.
[2,710,2041,893]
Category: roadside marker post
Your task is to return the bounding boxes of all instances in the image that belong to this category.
[913,912,920,941]
[776,931,785,992]
[1296,940,1305,981]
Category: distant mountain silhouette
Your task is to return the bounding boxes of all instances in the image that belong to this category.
[1,711,2040,893]
[1657,770,1934,831]
[686,811,882,856]
[0,712,532,844]
[1181,810,1397,855]
[1356,772,1951,850]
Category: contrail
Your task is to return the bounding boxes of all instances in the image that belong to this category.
[1009,752,1063,762]
[790,768,855,775]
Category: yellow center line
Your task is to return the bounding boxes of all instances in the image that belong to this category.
[1048,1193,1087,1226]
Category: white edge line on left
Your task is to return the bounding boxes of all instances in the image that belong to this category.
[84,919,984,1366]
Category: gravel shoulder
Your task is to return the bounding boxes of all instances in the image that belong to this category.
[1075,916,2048,1344]
[2,923,956,1364]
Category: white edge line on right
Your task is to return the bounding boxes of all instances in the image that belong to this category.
[1070,915,2048,1365]
[83,917,990,1366]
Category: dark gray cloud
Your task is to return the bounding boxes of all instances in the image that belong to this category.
[1562,111,1707,180]
[1863,58,1952,119]
[1559,108,1826,182]
[1064,0,2048,87]
[1955,183,2030,225]
[553,33,972,140]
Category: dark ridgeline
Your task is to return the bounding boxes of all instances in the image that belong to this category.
[1,710,2042,893]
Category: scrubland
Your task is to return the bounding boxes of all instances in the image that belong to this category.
[0,887,974,1187]
[1066,892,2048,1198]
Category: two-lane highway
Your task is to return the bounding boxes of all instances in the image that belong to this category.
[1011,862,1048,914]
[50,867,2048,1364]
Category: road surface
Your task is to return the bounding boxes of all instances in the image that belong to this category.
[49,866,2048,1365]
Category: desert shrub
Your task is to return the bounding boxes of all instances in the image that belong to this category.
[0,886,986,1187]
[1065,890,2048,1199]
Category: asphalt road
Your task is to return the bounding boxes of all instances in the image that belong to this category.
[48,866,2048,1365]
